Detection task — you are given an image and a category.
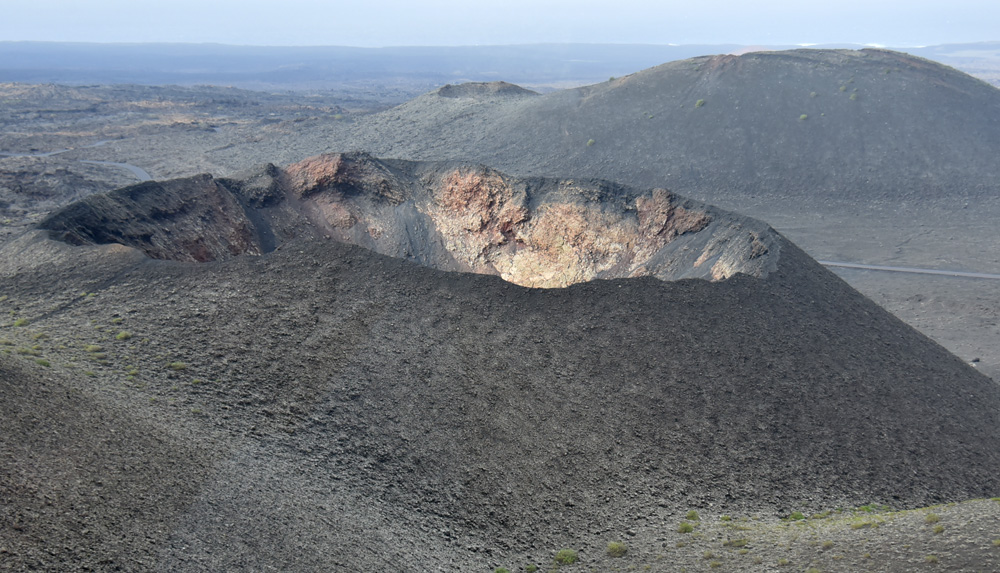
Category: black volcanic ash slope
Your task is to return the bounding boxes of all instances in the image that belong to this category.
[4,159,1000,570]
[340,49,1000,204]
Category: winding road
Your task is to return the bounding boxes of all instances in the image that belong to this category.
[820,261,1000,280]
[0,140,152,182]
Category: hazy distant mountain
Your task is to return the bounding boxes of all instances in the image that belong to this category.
[335,49,1000,207]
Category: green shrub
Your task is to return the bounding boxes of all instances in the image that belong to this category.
[84,344,103,353]
[686,510,700,521]
[0,339,12,345]
[168,361,188,371]
[34,359,50,367]
[799,114,808,121]
[821,540,834,550]
[925,555,938,563]
[849,93,858,101]
[606,541,627,557]
[679,522,694,533]
[586,138,595,147]
[719,515,732,521]
[695,99,706,108]
[495,568,510,573]
[115,331,132,341]
[526,565,538,573]
[777,558,790,566]
[709,562,722,569]
[924,513,940,524]
[788,512,806,521]
[933,524,944,534]
[13,318,29,327]
[554,549,578,565]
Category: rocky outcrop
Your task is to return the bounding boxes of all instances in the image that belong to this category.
[38,174,263,263]
[38,152,781,287]
[285,153,781,287]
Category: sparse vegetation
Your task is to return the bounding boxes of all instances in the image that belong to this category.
[606,541,627,557]
[686,510,700,521]
[924,512,940,524]
[850,93,858,101]
[525,565,538,573]
[695,99,706,108]
[586,138,595,147]
[799,114,808,120]
[777,558,790,566]
[821,540,834,550]
[723,538,748,548]
[84,344,103,353]
[925,555,939,563]
[554,549,578,565]
[679,522,694,533]
[115,331,133,341]
[495,568,510,573]
[13,318,29,327]
[34,359,50,367]
[787,512,806,521]
[933,524,944,534]
[168,361,188,371]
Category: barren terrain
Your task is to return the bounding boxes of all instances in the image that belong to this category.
[3,47,1000,572]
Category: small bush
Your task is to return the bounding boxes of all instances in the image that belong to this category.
[799,114,808,120]
[720,515,732,521]
[849,93,858,101]
[777,558,790,566]
[933,524,944,534]
[13,318,29,327]
[554,549,578,565]
[0,339,12,345]
[606,542,627,557]
[821,540,834,550]
[925,555,938,563]
[34,359,50,367]
[788,512,806,521]
[525,566,538,573]
[709,561,722,569]
[495,568,510,573]
[115,331,132,341]
[703,551,715,560]
[695,99,706,108]
[586,138,595,147]
[84,344,103,353]
[686,510,700,521]
[924,513,940,524]
[678,522,694,533]
[168,361,188,371]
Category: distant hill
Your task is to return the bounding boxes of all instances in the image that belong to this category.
[338,49,1000,206]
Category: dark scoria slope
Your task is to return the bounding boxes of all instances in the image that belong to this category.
[4,158,1000,570]
[344,49,1000,204]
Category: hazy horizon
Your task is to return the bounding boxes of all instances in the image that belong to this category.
[3,1,998,48]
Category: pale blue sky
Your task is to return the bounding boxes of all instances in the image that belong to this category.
[1,0,997,47]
